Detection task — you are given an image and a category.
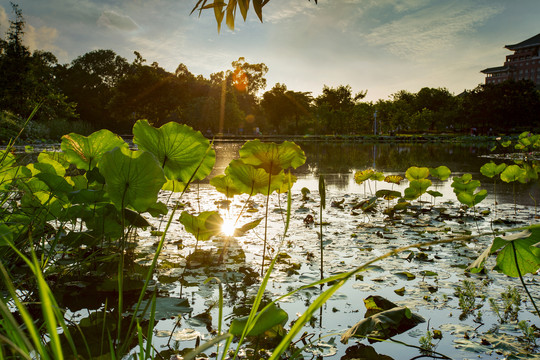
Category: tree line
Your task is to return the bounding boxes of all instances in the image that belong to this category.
[1,4,539,141]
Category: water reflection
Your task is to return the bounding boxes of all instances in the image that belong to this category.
[211,140,539,206]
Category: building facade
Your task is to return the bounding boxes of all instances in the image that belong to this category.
[481,33,540,86]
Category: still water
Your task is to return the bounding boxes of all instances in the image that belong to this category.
[131,140,539,360]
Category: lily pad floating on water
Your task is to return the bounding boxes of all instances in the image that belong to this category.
[229,302,288,337]
[341,296,425,344]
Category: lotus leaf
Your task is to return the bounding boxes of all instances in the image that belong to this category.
[457,189,487,207]
[161,179,188,193]
[403,179,431,200]
[0,150,15,169]
[500,165,526,183]
[480,162,507,178]
[61,129,127,171]
[354,169,374,184]
[375,190,401,200]
[225,159,284,195]
[426,190,443,198]
[405,166,429,181]
[234,218,263,237]
[210,174,242,198]
[98,146,166,213]
[429,165,451,180]
[384,175,404,185]
[179,211,223,241]
[341,306,424,344]
[239,139,306,175]
[133,120,216,183]
[229,302,288,337]
[370,171,385,181]
[451,174,480,195]
[491,229,540,277]
[276,172,297,194]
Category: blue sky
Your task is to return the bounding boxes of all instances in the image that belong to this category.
[1,0,539,101]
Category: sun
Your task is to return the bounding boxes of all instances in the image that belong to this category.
[221,218,236,237]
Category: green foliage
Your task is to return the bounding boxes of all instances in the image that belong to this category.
[405,166,429,181]
[61,129,127,170]
[229,302,288,337]
[133,119,216,183]
[99,146,166,212]
[429,165,451,180]
[179,211,223,241]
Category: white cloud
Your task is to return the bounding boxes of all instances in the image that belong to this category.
[24,23,68,59]
[365,2,504,58]
[97,10,139,31]
[0,5,8,35]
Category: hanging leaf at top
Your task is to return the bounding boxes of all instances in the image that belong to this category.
[239,139,306,175]
[226,159,284,195]
[405,166,429,181]
[179,211,223,241]
[98,147,166,213]
[429,166,451,180]
[133,120,216,183]
[61,129,127,171]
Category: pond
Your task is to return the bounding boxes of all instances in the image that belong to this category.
[8,139,540,359]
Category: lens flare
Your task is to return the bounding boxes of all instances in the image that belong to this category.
[221,218,236,236]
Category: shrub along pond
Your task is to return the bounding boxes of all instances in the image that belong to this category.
[0,122,539,359]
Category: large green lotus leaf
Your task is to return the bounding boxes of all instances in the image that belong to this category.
[210,174,242,198]
[0,150,15,170]
[492,230,540,277]
[451,174,480,194]
[340,306,424,344]
[229,303,288,337]
[0,166,31,191]
[35,172,73,195]
[457,189,487,207]
[354,169,374,184]
[99,147,166,213]
[132,120,216,182]
[61,129,127,171]
[480,162,507,178]
[405,166,429,181]
[500,165,526,183]
[179,211,223,241]
[429,165,451,180]
[226,159,284,195]
[518,163,538,183]
[403,179,431,200]
[239,139,306,175]
[37,152,67,176]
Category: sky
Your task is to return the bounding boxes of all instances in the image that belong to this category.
[1,0,539,102]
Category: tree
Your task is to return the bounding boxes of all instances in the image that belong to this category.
[0,3,76,123]
[55,49,131,129]
[314,85,365,134]
[460,80,540,134]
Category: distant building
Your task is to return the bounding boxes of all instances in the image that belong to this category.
[481,33,540,86]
